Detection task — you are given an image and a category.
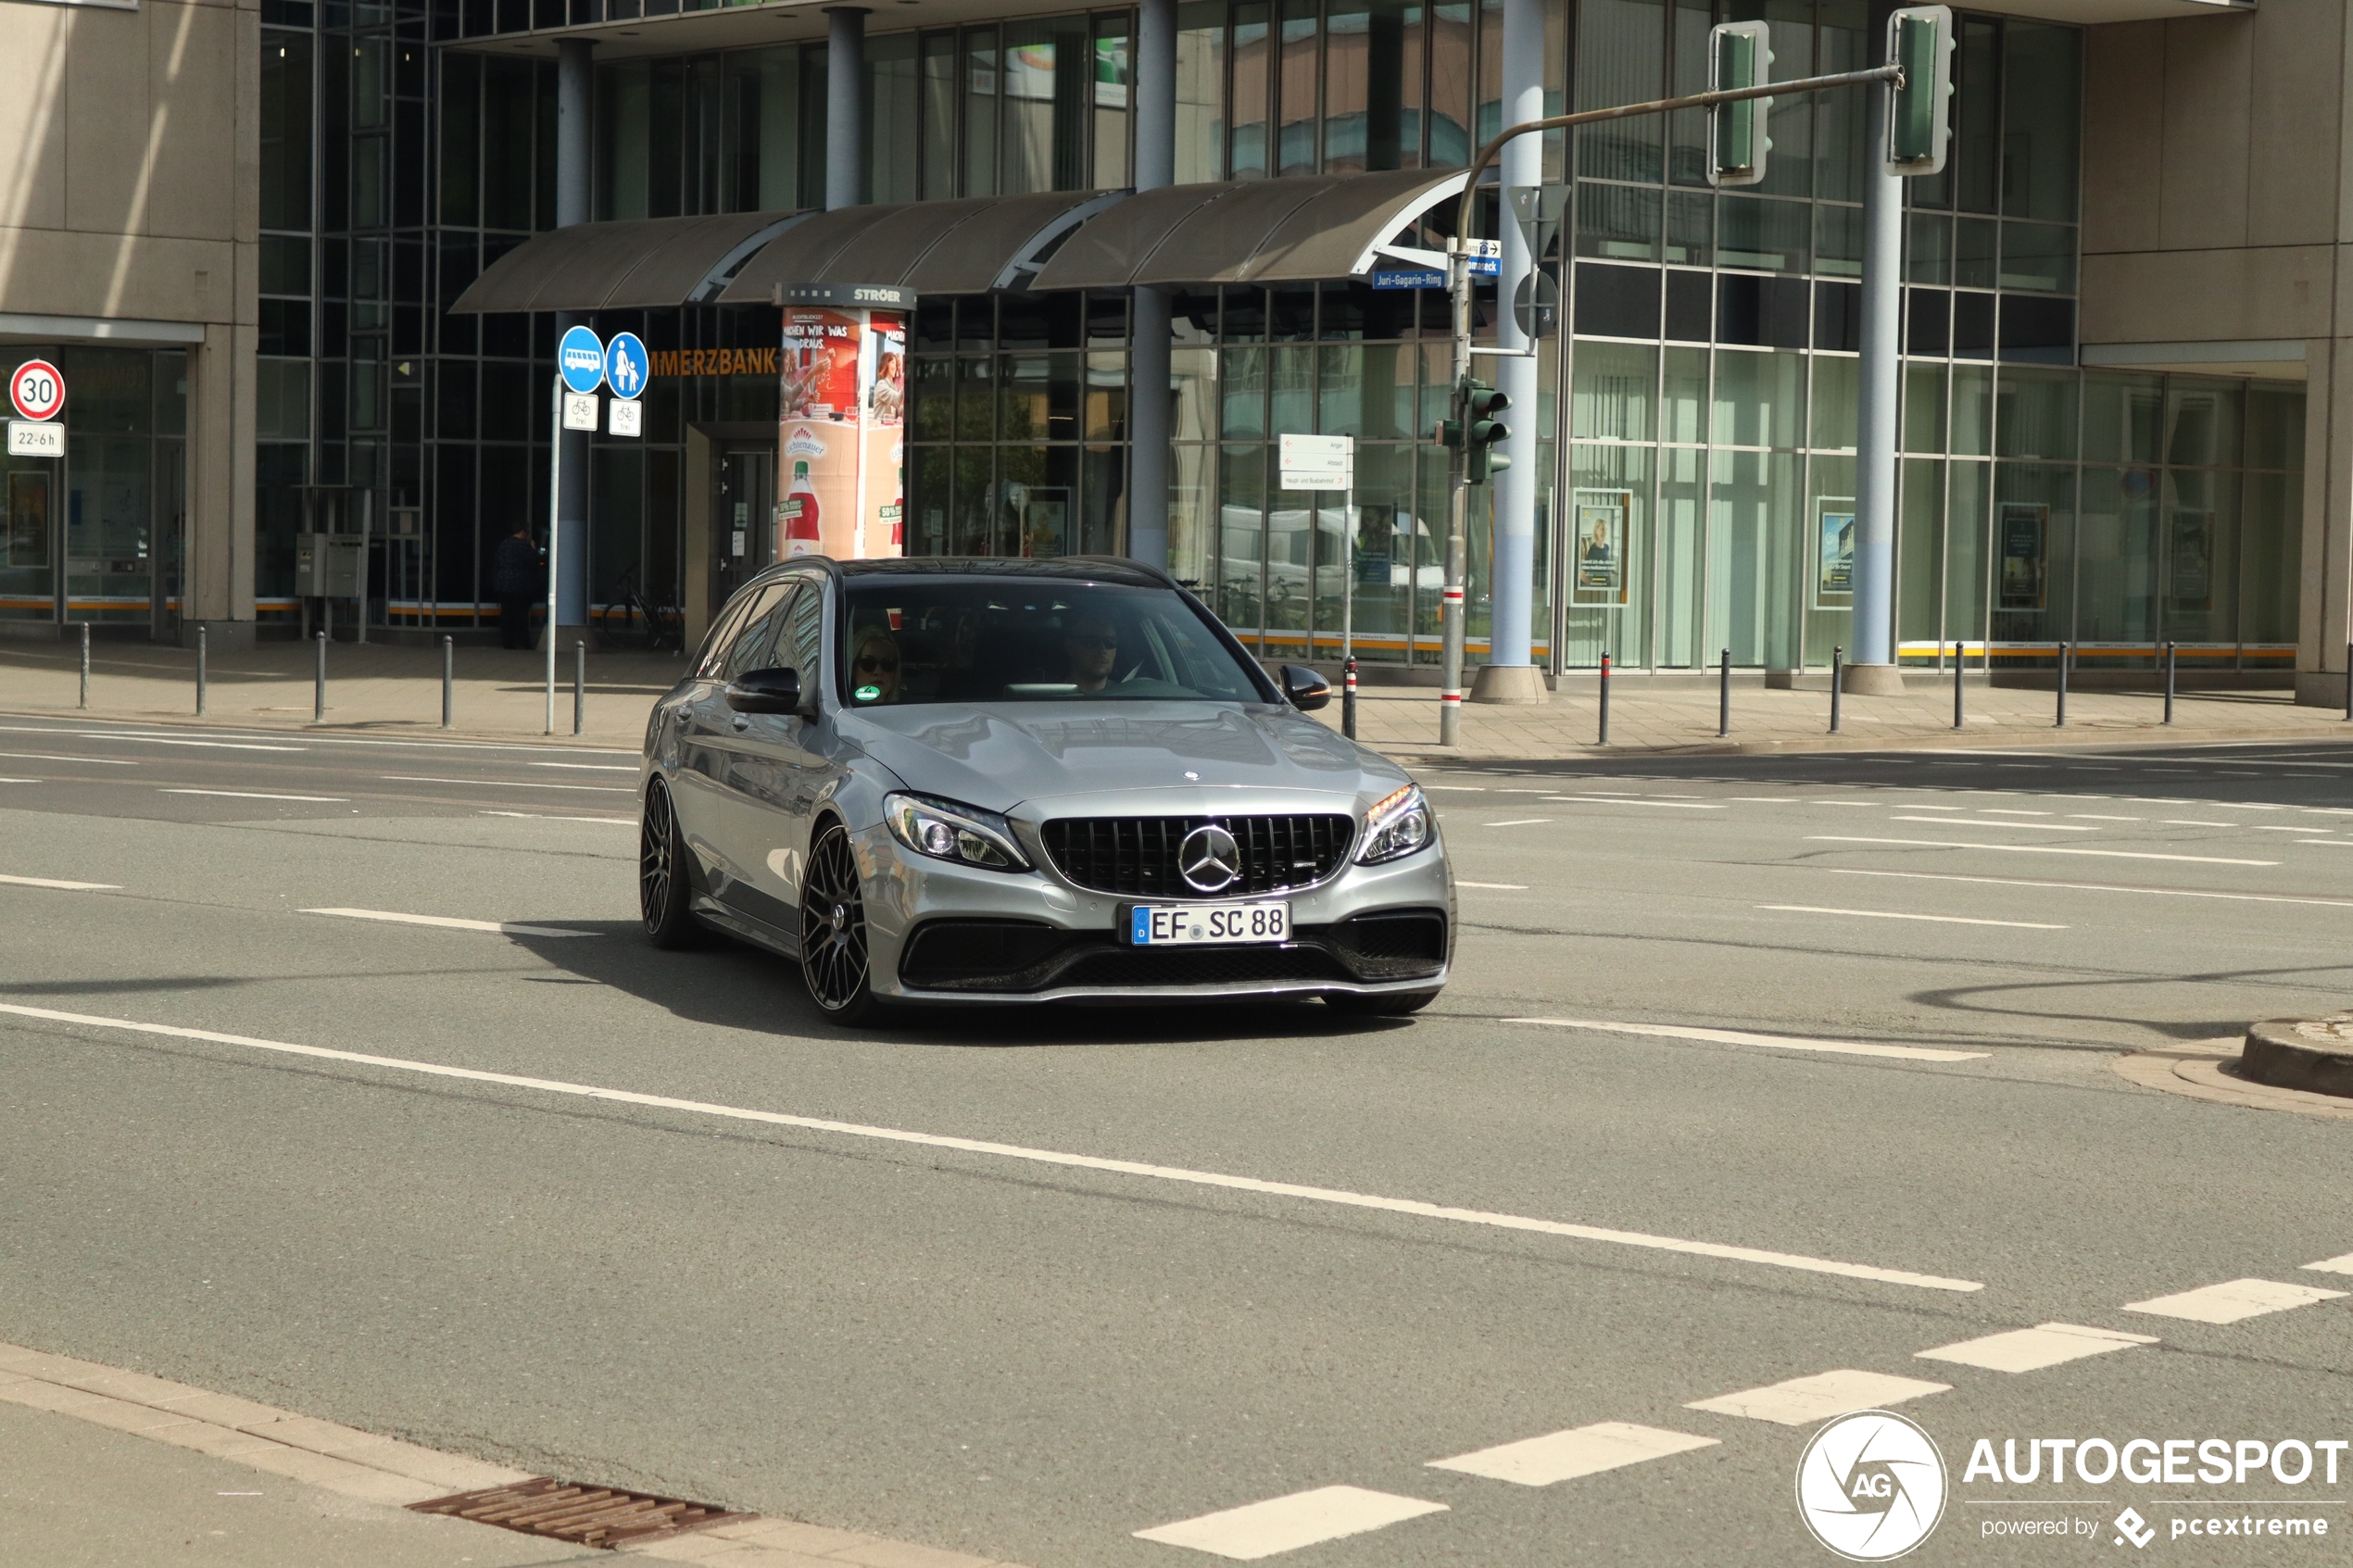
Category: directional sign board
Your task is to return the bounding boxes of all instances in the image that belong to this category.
[558,326,606,395]
[1278,433,1354,492]
[604,332,648,401]
[10,358,64,421]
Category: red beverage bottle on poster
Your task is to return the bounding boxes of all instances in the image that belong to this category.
[785,459,822,555]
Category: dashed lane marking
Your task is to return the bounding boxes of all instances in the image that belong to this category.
[1685,1370,1950,1426]
[301,908,598,938]
[2123,1278,2347,1324]
[1134,1486,1446,1560]
[381,776,635,793]
[1546,797,1727,810]
[1808,836,2277,867]
[1506,1017,1988,1064]
[1455,881,1528,890]
[1427,1422,1718,1486]
[1483,819,1553,827]
[1758,905,2067,931]
[160,789,349,803]
[0,873,120,891]
[2303,1253,2353,1276]
[1824,867,2353,909]
[2298,840,2353,848]
[528,762,637,771]
[480,810,635,825]
[0,1001,1985,1293]
[0,751,136,765]
[1916,1323,2158,1374]
[1888,816,2097,833]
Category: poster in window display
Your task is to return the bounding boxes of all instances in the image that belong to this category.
[1813,497,1856,606]
[1569,489,1630,607]
[1997,502,2048,611]
[2166,508,2214,613]
[776,307,906,561]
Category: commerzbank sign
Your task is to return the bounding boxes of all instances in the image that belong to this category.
[647,347,781,378]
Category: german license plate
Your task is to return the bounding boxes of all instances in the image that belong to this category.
[1126,901,1290,946]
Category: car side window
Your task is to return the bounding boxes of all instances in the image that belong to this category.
[720,583,798,682]
[773,579,825,687]
[693,591,759,679]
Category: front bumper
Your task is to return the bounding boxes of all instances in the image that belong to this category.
[853,822,1453,1005]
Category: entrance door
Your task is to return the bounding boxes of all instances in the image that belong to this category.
[711,447,775,621]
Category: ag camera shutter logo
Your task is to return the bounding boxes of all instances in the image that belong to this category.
[1795,1410,1947,1561]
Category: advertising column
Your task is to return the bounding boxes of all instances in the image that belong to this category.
[776,283,912,562]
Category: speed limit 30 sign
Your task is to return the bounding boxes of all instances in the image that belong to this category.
[9,359,64,421]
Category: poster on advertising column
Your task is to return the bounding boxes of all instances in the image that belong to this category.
[775,285,912,562]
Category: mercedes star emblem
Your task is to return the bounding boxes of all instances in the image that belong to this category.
[1177,823,1243,894]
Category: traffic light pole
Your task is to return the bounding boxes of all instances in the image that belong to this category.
[1438,60,1900,746]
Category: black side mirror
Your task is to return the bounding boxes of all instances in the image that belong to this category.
[1279,664,1331,712]
[724,666,804,716]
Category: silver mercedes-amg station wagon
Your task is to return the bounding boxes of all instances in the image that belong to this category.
[638,557,1453,1024]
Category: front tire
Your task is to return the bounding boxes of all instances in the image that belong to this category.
[799,821,887,1025]
[639,776,705,948]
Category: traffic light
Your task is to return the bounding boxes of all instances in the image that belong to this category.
[1885,6,1955,175]
[1463,379,1511,484]
[1707,21,1771,189]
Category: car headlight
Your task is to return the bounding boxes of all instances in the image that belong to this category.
[883,792,1031,872]
[1356,784,1433,864]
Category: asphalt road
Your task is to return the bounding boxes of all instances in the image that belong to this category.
[2,713,2350,1566]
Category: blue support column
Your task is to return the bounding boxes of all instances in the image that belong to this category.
[1845,0,1906,695]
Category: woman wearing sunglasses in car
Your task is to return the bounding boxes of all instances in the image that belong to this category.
[849,627,901,704]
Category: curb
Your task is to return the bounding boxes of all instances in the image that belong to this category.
[2110,1037,2353,1123]
[2239,1015,2353,1099]
[1376,722,2353,766]
[0,1340,1023,1568]
[0,705,643,752]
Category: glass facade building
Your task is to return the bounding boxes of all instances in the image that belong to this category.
[223,0,2304,676]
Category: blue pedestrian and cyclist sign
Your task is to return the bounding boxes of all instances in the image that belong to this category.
[604,332,648,400]
[559,325,607,394]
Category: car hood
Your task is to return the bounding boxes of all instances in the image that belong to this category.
[839,701,1406,814]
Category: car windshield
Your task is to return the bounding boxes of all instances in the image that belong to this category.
[838,579,1269,708]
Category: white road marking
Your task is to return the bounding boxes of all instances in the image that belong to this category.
[1428,1423,1718,1486]
[0,873,120,891]
[0,752,137,765]
[1134,1486,1446,1560]
[2067,814,2141,822]
[160,789,349,803]
[1505,1017,1987,1064]
[1887,816,2096,833]
[1825,867,2353,909]
[2123,1278,2347,1324]
[1550,797,1726,810]
[301,908,598,938]
[2252,825,2320,833]
[94,736,302,752]
[1455,881,1528,890]
[1484,819,1553,828]
[2298,839,2353,848]
[0,1001,1985,1293]
[0,777,38,784]
[1685,1370,1949,1426]
[0,722,628,759]
[1977,809,2052,816]
[2302,1253,2353,1276]
[2161,820,2232,828]
[1808,836,2277,867]
[1916,1323,2157,1374]
[528,762,637,771]
[1419,785,1486,791]
[1759,905,2067,931]
[480,810,635,826]
[382,775,635,793]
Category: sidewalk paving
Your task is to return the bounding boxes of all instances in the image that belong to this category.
[4,637,2347,761]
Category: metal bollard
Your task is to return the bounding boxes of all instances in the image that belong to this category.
[78,621,90,709]
[2054,640,2069,729]
[1717,648,1730,738]
[1341,655,1358,740]
[442,635,454,728]
[573,641,585,737]
[314,631,326,722]
[195,624,208,716]
[1952,642,1965,730]
[2163,641,2176,725]
[1597,652,1611,746]
[1830,646,1843,735]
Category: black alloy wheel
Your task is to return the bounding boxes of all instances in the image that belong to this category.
[799,821,884,1023]
[639,776,703,947]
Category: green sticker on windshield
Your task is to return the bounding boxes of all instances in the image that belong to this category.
[855,684,882,702]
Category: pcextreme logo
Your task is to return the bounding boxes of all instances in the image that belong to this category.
[1796,1410,1949,1562]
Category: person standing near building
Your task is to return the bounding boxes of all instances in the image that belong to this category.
[492,524,541,650]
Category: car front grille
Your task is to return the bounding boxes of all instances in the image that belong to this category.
[1038,814,1355,897]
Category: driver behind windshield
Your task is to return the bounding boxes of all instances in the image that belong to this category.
[1061,612,1120,693]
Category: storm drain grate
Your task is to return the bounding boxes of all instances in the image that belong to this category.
[409,1476,756,1549]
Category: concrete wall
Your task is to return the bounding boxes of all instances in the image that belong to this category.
[0,0,260,635]
[2080,3,2351,704]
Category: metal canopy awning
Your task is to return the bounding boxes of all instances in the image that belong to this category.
[719,189,1126,301]
[1028,169,1469,291]
[449,210,802,314]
